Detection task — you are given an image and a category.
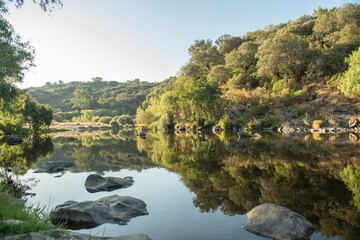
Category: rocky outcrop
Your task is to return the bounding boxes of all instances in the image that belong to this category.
[225,105,248,119]
[1,229,152,240]
[243,203,315,240]
[85,174,134,193]
[34,161,73,173]
[50,195,148,229]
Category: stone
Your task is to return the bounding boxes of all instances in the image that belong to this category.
[243,203,315,240]
[349,118,359,128]
[0,229,152,240]
[7,166,26,172]
[253,133,263,139]
[85,174,134,193]
[238,131,252,138]
[50,195,149,229]
[212,126,222,134]
[6,135,23,146]
[34,161,73,173]
[349,133,359,144]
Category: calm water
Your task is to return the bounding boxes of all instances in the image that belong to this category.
[1,130,360,240]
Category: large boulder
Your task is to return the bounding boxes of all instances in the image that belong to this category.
[51,195,148,229]
[243,203,315,240]
[34,161,73,173]
[1,229,152,240]
[85,174,134,193]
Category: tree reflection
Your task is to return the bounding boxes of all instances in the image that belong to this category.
[138,132,360,240]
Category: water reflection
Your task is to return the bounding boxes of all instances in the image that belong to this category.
[2,130,360,239]
[138,131,360,240]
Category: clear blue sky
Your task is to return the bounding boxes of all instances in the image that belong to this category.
[5,0,358,88]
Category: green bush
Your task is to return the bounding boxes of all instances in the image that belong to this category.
[0,119,25,135]
[288,104,305,118]
[110,120,120,128]
[92,116,100,122]
[98,116,112,124]
[339,46,360,97]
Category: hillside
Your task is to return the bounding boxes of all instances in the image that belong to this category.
[25,77,174,122]
[136,4,360,131]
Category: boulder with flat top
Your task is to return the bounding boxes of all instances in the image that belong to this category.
[85,174,134,193]
[50,195,148,229]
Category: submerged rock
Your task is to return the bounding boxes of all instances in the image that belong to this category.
[237,131,252,138]
[6,135,23,146]
[34,161,73,173]
[85,174,134,193]
[1,229,152,240]
[243,203,315,240]
[51,195,149,229]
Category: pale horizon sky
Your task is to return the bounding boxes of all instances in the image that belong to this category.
[4,0,358,88]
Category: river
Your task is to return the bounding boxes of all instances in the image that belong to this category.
[2,129,360,240]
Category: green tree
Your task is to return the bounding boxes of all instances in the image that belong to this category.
[217,36,243,55]
[256,33,309,81]
[225,42,259,72]
[188,39,223,70]
[339,46,360,96]
[18,95,53,132]
[71,83,94,110]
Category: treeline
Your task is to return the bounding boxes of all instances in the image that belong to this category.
[26,77,164,122]
[136,4,360,130]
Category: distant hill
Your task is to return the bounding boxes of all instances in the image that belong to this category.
[25,77,174,119]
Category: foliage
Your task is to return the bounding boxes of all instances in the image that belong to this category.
[110,120,120,128]
[18,95,53,132]
[340,164,360,210]
[70,83,93,110]
[27,78,161,117]
[98,116,112,124]
[0,177,57,238]
[339,46,360,96]
[288,104,305,118]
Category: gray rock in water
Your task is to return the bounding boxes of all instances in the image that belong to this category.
[1,229,152,240]
[7,166,26,172]
[243,203,315,240]
[237,131,252,138]
[34,161,73,173]
[51,195,149,229]
[85,174,134,193]
[6,135,23,146]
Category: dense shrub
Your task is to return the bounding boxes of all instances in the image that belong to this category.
[98,116,112,124]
